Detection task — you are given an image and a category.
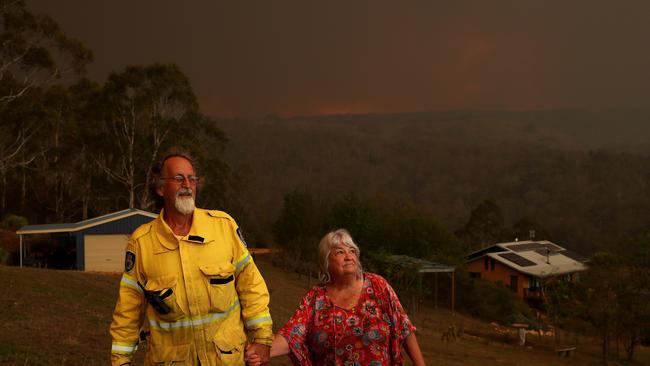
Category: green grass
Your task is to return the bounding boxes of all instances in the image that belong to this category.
[1,256,649,365]
[0,344,32,362]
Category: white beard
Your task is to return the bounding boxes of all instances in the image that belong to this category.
[174,196,195,215]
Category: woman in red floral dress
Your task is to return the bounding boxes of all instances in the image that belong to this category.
[246,229,426,366]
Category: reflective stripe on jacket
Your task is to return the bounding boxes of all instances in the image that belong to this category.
[110,209,273,366]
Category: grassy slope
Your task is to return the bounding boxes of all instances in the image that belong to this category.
[1,256,648,365]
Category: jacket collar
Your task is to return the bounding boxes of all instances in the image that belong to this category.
[153,208,215,254]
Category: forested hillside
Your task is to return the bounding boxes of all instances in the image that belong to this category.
[3,0,650,259]
[217,109,650,255]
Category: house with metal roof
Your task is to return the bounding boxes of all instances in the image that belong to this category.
[465,240,587,300]
[16,208,157,272]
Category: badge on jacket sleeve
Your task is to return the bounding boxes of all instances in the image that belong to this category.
[125,251,136,272]
[236,227,248,247]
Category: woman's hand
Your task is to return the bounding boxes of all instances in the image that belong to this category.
[245,334,290,365]
[245,344,264,366]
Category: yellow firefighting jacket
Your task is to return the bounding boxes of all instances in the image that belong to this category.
[110,209,273,365]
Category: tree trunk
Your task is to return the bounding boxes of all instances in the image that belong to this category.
[602,330,609,366]
[138,122,170,210]
[20,162,26,215]
[20,128,26,215]
[81,146,90,220]
[0,168,6,212]
[54,114,63,222]
[626,332,637,361]
[128,105,136,209]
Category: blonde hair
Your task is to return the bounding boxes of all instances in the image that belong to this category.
[318,228,363,283]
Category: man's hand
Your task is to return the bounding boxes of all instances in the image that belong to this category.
[245,343,270,365]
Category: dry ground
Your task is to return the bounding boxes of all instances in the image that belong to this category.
[1,254,648,365]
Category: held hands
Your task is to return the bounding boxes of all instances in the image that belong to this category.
[244,343,270,366]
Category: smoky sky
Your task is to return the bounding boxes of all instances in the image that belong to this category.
[29,0,650,118]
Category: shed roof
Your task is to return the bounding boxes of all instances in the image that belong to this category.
[16,208,158,235]
[388,255,455,273]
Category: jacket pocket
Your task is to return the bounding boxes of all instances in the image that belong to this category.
[144,275,184,322]
[214,326,246,365]
[200,263,237,313]
[148,342,190,365]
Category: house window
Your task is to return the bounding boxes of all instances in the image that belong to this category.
[529,277,541,290]
[510,275,518,292]
[490,258,495,270]
[470,272,481,279]
[484,257,489,270]
[564,274,572,282]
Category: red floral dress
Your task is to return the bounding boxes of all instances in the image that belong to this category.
[278,272,416,366]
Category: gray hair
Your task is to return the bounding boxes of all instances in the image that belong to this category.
[149,147,198,211]
[318,228,363,283]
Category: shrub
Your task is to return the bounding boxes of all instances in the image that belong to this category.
[456,270,533,324]
[0,246,8,264]
[0,229,20,266]
[1,215,28,231]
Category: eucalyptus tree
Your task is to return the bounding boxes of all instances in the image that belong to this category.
[67,78,104,219]
[455,199,509,249]
[0,92,38,212]
[570,236,650,364]
[0,0,92,104]
[26,82,105,222]
[99,63,226,210]
[0,0,92,218]
[616,234,650,361]
[273,189,323,262]
[324,192,380,249]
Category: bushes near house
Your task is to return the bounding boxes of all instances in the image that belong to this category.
[456,270,534,325]
[0,229,20,266]
[1,215,28,231]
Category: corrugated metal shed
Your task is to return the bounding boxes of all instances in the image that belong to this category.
[17,208,157,270]
[17,208,157,234]
[388,255,455,273]
[385,255,456,313]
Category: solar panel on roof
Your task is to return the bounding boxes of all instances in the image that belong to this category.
[507,242,561,252]
[506,243,545,251]
[499,252,536,267]
[562,250,586,262]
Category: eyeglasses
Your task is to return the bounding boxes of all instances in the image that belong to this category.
[159,174,200,184]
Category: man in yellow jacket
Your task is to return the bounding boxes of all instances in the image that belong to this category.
[110,149,273,365]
